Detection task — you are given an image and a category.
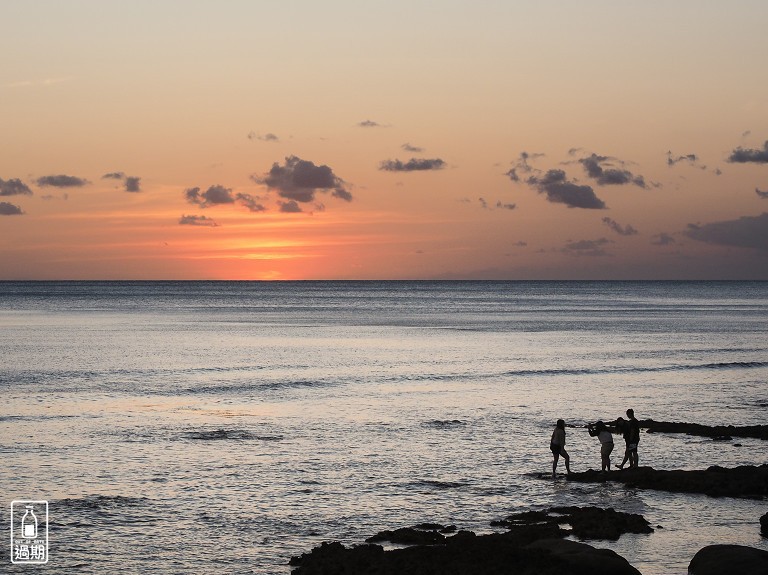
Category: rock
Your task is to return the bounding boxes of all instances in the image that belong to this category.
[761,512,768,537]
[526,538,642,575]
[290,530,641,574]
[365,526,445,545]
[567,464,768,499]
[493,506,653,541]
[688,544,768,575]
[639,419,768,440]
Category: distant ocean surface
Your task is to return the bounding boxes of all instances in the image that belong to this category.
[1,281,767,574]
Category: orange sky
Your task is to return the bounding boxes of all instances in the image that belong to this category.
[1,1,767,279]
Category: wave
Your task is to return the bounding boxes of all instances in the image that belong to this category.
[56,495,148,511]
[504,360,768,378]
[423,419,467,428]
[181,428,284,441]
[410,479,468,490]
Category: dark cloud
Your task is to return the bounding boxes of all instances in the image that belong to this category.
[684,212,768,251]
[727,141,768,164]
[402,143,423,153]
[358,120,381,128]
[506,151,545,182]
[602,217,639,236]
[379,158,445,172]
[248,131,279,142]
[514,241,528,247]
[666,152,699,167]
[0,178,33,196]
[579,154,647,188]
[102,172,125,180]
[562,237,612,256]
[235,193,267,212]
[496,201,516,210]
[652,233,675,246]
[125,177,141,193]
[279,200,303,213]
[756,188,768,199]
[479,197,488,209]
[0,201,24,215]
[527,169,607,209]
[253,155,351,203]
[36,174,89,188]
[179,214,218,227]
[185,185,236,207]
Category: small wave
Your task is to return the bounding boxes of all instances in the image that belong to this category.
[56,495,148,511]
[424,419,467,428]
[181,429,283,441]
[504,360,768,378]
[412,479,468,490]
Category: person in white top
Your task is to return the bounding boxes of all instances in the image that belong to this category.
[588,420,614,472]
[549,419,571,478]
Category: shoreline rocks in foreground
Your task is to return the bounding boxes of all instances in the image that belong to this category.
[290,506,645,575]
[566,464,768,499]
[689,544,768,575]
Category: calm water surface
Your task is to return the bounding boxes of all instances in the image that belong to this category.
[1,281,767,574]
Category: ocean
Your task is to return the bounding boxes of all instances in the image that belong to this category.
[1,281,766,574]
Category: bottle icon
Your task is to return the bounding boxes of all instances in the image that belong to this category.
[21,505,38,539]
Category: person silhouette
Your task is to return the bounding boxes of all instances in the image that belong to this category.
[625,409,640,468]
[550,419,571,478]
[588,420,614,472]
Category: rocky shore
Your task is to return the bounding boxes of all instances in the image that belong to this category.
[565,464,768,499]
[290,506,645,575]
[638,419,768,440]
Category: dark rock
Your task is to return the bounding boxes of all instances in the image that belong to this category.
[567,464,768,499]
[366,526,445,545]
[639,419,768,440]
[494,506,653,541]
[688,544,768,575]
[761,512,768,537]
[291,530,640,574]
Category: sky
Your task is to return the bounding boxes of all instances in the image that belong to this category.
[1,0,767,280]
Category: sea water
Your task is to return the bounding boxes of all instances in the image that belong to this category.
[0,281,766,574]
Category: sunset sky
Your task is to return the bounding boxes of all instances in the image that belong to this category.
[2,0,767,280]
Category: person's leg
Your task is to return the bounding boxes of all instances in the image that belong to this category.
[552,452,559,477]
[562,448,570,474]
[631,447,638,468]
[619,445,630,469]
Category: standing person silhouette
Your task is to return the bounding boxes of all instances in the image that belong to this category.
[626,409,640,468]
[588,421,614,472]
[550,419,571,478]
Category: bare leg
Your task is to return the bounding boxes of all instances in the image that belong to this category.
[562,449,571,474]
[619,447,630,469]
[552,453,559,478]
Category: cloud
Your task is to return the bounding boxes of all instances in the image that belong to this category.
[562,237,612,256]
[402,143,423,153]
[0,178,33,196]
[526,169,606,209]
[235,193,267,212]
[666,152,700,167]
[506,151,544,182]
[253,155,351,203]
[248,131,279,142]
[358,120,382,128]
[496,201,516,210]
[684,212,768,251]
[279,200,303,213]
[514,241,528,247]
[36,174,89,188]
[727,141,768,164]
[102,172,125,180]
[0,201,24,215]
[185,185,236,207]
[578,153,647,188]
[125,177,141,193]
[179,214,218,227]
[757,188,768,199]
[602,217,639,236]
[379,158,445,172]
[652,232,675,246]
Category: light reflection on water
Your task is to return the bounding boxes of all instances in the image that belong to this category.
[0,281,767,574]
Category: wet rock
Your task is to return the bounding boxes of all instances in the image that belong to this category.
[639,419,768,440]
[761,512,768,537]
[290,530,641,574]
[688,544,768,575]
[567,464,768,499]
[493,506,653,541]
[365,526,446,545]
